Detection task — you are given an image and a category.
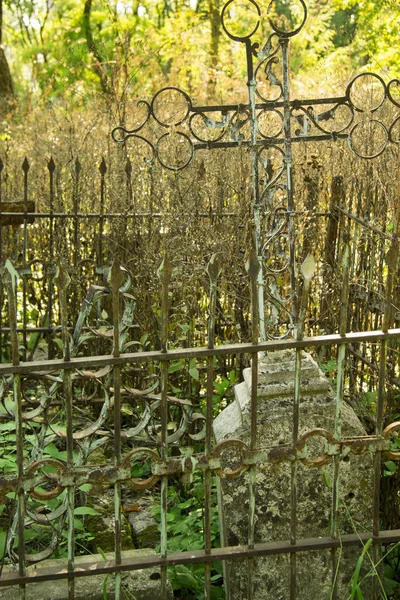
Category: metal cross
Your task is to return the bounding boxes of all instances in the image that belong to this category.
[113,0,400,342]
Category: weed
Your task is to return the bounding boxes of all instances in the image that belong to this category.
[152,472,224,599]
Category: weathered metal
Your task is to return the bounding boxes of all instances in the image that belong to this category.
[0,2,399,599]
[112,0,400,342]
[3,529,400,588]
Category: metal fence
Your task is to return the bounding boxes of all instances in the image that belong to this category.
[0,0,400,596]
[0,240,400,599]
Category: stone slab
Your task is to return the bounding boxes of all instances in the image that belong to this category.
[213,349,374,600]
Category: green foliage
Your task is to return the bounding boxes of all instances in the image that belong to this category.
[152,473,224,598]
[319,359,338,386]
[383,543,400,597]
[1,0,398,113]
[349,538,373,599]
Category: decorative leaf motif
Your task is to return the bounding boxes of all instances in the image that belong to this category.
[207,254,221,283]
[157,254,172,285]
[203,113,230,130]
[54,265,71,292]
[76,366,112,379]
[301,254,316,281]
[3,259,19,293]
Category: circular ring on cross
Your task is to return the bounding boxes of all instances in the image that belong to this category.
[212,438,250,479]
[221,0,261,42]
[267,0,307,38]
[382,422,400,460]
[346,72,386,113]
[347,119,388,159]
[150,87,192,128]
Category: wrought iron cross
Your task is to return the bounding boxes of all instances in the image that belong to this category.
[113,0,400,342]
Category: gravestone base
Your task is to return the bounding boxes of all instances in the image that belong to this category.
[213,349,374,600]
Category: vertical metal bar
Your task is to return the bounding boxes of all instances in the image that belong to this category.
[158,255,172,600]
[246,251,260,600]
[204,256,221,599]
[98,158,107,270]
[110,260,124,600]
[3,261,26,599]
[281,39,297,324]
[330,239,350,599]
[246,39,265,343]
[372,224,398,597]
[0,158,3,362]
[125,158,133,207]
[290,255,315,599]
[21,158,29,362]
[47,158,56,359]
[54,266,75,599]
[72,158,81,318]
[122,159,132,263]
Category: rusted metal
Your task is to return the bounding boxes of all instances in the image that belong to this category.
[2,427,398,502]
[3,530,400,588]
[0,201,35,225]
[0,329,399,377]
[0,4,398,599]
[246,250,260,599]
[204,255,221,599]
[112,0,400,341]
[158,254,172,600]
[55,265,75,599]
[2,261,26,599]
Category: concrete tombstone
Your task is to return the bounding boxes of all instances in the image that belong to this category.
[213,349,374,600]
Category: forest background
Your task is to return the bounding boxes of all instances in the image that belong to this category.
[0,0,399,129]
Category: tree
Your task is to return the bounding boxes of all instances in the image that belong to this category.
[0,0,14,114]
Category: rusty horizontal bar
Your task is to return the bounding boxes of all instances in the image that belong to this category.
[2,529,400,586]
[0,211,331,223]
[0,329,398,375]
[1,432,391,499]
[334,205,392,239]
[0,211,238,219]
[194,133,348,151]
[192,96,347,113]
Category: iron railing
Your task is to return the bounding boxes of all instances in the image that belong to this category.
[0,249,399,599]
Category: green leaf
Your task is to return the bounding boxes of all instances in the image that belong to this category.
[74,518,84,530]
[103,572,110,600]
[78,484,92,493]
[44,443,60,458]
[322,470,332,489]
[350,538,372,599]
[0,422,16,431]
[74,506,100,516]
[0,530,6,559]
[384,461,397,473]
[168,361,184,374]
[174,566,199,590]
[189,367,199,380]
[177,498,193,509]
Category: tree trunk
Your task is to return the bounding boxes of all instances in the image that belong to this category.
[82,0,111,95]
[0,0,14,114]
[207,0,221,100]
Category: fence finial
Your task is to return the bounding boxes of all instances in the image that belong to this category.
[48,156,56,173]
